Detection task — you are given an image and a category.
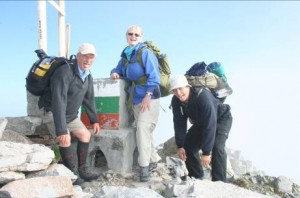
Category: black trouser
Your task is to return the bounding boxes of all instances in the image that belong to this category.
[184,110,232,182]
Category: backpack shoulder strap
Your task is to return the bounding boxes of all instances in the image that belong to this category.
[69,54,76,60]
[134,45,147,67]
[193,86,205,97]
[122,45,147,67]
[195,86,211,98]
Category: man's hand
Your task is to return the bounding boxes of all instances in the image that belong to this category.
[57,132,71,147]
[201,154,211,167]
[177,148,187,161]
[93,123,100,136]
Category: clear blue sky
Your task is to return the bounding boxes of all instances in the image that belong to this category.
[1,1,300,182]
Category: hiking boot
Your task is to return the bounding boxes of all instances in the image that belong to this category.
[149,163,157,173]
[78,166,100,180]
[71,169,85,185]
[140,166,149,182]
[61,164,84,185]
[73,176,85,185]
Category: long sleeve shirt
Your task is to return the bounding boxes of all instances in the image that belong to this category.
[171,87,225,155]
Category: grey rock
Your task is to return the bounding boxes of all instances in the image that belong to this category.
[94,186,163,198]
[1,129,32,144]
[275,176,293,194]
[5,116,42,136]
[0,172,25,186]
[0,118,8,139]
[0,176,74,198]
[0,141,54,172]
[26,163,77,182]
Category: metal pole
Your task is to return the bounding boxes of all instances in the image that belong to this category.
[57,0,66,57]
[65,23,71,58]
[48,0,65,15]
[37,0,47,52]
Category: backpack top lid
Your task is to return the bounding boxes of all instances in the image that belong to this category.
[143,41,161,55]
[185,61,208,76]
[35,49,48,59]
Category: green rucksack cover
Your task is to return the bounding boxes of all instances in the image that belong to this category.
[124,41,171,97]
[143,41,171,97]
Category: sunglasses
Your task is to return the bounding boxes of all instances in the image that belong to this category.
[127,32,141,37]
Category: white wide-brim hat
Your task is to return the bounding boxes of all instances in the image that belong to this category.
[169,75,191,92]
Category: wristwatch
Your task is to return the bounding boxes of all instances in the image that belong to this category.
[146,92,152,96]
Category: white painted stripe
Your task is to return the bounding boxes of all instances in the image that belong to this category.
[93,78,126,97]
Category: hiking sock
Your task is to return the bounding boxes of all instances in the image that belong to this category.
[77,141,89,167]
[59,146,77,172]
[77,141,99,180]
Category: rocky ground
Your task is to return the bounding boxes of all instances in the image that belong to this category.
[70,148,300,198]
[1,118,300,198]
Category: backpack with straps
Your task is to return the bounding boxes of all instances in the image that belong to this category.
[123,41,172,97]
[185,61,233,102]
[26,49,75,96]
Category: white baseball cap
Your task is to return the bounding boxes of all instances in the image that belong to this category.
[77,43,97,56]
[169,75,191,92]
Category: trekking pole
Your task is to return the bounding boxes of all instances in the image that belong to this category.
[160,105,166,112]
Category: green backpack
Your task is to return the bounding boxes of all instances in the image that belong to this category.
[124,41,171,97]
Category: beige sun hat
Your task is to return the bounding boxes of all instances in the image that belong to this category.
[169,75,191,92]
[77,43,97,56]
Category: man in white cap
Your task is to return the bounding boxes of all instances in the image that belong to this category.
[39,43,100,183]
[169,75,232,182]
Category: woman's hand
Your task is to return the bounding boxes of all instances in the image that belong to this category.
[140,93,151,112]
[111,73,120,79]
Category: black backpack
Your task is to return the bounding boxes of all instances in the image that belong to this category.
[26,49,75,96]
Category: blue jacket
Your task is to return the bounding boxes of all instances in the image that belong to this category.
[111,42,160,105]
[171,87,231,155]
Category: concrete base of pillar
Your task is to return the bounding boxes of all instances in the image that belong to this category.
[88,128,136,174]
